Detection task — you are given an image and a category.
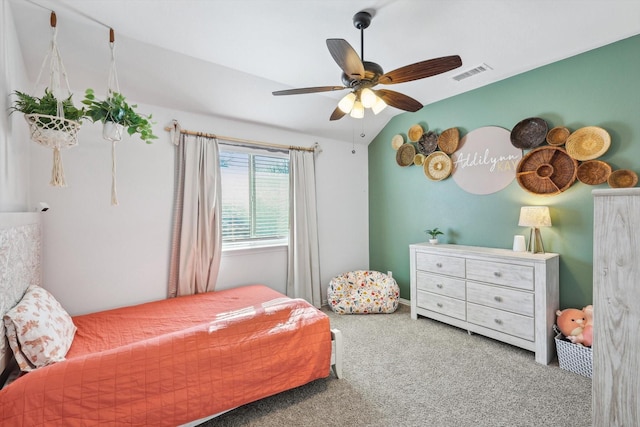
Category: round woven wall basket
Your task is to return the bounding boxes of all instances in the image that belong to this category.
[437,127,460,154]
[423,151,452,181]
[577,160,612,185]
[565,126,610,161]
[391,134,404,150]
[417,131,438,155]
[408,124,423,142]
[510,117,548,149]
[607,169,638,188]
[546,126,570,146]
[396,143,416,167]
[516,146,578,195]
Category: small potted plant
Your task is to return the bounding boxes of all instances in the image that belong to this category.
[10,88,85,187]
[424,227,444,244]
[11,89,85,147]
[82,88,158,144]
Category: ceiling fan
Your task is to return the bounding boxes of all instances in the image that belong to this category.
[272,10,463,121]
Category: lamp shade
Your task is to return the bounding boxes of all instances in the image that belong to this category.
[518,206,552,227]
[350,100,365,118]
[360,88,377,108]
[338,92,356,113]
[371,96,387,114]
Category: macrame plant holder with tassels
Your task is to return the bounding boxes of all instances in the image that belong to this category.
[26,12,81,187]
[102,28,124,205]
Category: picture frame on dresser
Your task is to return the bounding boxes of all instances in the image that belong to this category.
[409,243,559,365]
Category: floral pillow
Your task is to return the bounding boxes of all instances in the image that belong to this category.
[3,285,77,371]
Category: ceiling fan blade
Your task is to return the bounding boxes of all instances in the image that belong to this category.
[326,38,364,80]
[375,89,423,112]
[272,86,346,96]
[329,106,347,121]
[378,55,462,85]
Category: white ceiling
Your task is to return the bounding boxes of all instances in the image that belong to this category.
[8,0,640,145]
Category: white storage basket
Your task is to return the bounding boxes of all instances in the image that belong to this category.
[554,331,592,378]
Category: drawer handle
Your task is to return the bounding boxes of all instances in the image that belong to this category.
[493,271,502,277]
[436,284,444,289]
[494,318,503,325]
[436,263,443,268]
[494,296,503,302]
[436,303,443,308]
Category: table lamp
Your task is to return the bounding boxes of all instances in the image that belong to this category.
[518,206,551,253]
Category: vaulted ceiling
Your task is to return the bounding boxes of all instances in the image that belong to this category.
[8,0,640,144]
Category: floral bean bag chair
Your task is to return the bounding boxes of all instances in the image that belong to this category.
[327,270,400,314]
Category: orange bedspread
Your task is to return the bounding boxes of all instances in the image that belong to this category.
[0,285,332,426]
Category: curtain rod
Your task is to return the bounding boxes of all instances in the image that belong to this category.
[163,126,317,152]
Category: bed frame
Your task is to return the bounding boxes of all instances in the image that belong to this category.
[0,212,343,424]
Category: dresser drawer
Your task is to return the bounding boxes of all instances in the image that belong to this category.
[467,302,534,341]
[417,271,466,300]
[466,259,533,290]
[466,282,534,317]
[416,252,465,278]
[417,290,466,320]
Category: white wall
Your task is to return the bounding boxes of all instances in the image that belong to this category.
[3,0,369,316]
[28,102,369,315]
[0,1,30,212]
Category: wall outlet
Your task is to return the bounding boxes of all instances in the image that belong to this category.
[387,270,392,278]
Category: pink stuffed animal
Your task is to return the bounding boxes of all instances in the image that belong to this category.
[556,305,593,347]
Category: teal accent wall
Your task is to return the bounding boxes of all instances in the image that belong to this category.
[369,34,640,310]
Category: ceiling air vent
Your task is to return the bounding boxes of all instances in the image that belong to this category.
[452,63,492,81]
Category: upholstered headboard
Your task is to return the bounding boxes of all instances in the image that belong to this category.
[0,213,42,374]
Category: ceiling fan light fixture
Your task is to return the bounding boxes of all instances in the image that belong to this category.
[371,96,387,114]
[360,88,377,108]
[350,100,365,118]
[338,92,357,113]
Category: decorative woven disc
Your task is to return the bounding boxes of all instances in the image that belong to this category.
[577,160,611,185]
[414,153,426,166]
[423,151,452,181]
[391,134,404,150]
[408,124,424,142]
[510,117,548,149]
[546,126,570,146]
[516,146,578,195]
[416,131,438,155]
[396,143,416,167]
[607,169,638,188]
[565,126,610,161]
[437,127,460,154]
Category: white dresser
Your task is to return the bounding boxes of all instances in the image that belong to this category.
[409,243,559,365]
[592,189,640,426]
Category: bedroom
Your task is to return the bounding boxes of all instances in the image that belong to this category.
[1,0,639,426]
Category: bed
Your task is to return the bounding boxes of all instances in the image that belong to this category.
[0,213,343,426]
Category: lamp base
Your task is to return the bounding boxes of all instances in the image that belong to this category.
[527,228,545,254]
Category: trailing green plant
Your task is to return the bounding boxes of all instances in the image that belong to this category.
[82,88,158,144]
[424,227,444,239]
[10,88,85,122]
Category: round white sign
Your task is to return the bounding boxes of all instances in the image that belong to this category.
[451,126,522,195]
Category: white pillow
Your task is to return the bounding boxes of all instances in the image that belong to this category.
[3,285,77,371]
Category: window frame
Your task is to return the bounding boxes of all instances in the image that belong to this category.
[219,144,290,251]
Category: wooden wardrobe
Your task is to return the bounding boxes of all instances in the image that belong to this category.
[592,188,640,426]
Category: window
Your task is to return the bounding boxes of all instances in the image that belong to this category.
[220,146,289,249]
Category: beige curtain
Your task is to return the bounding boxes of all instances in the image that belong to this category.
[168,133,222,297]
[287,149,321,307]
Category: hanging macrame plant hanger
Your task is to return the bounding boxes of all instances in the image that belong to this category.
[103,28,123,205]
[26,11,81,187]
